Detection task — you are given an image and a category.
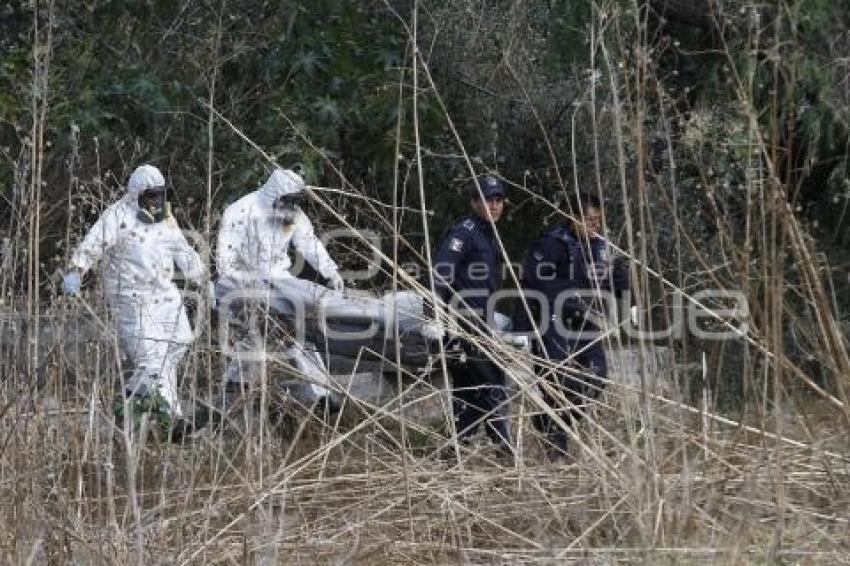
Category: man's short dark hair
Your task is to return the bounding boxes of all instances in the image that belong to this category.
[567,192,602,214]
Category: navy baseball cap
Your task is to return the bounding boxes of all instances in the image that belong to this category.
[468,175,505,199]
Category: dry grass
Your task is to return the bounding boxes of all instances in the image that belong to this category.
[2,329,849,564]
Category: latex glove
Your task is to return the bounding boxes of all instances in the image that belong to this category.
[328,272,345,292]
[208,281,217,309]
[630,305,639,327]
[62,270,82,296]
[419,321,445,341]
[492,312,512,332]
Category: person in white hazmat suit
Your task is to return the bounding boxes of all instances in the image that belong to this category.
[215,167,345,408]
[61,164,208,434]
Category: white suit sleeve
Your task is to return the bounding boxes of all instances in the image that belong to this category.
[168,221,206,286]
[291,213,339,280]
[69,206,120,274]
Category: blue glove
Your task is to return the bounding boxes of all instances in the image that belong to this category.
[62,271,82,296]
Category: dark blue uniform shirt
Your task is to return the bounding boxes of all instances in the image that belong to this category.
[517,224,629,332]
[430,215,501,318]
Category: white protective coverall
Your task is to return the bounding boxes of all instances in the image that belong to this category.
[216,168,342,395]
[69,165,205,416]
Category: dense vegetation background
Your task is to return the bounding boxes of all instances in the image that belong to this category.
[3,0,850,405]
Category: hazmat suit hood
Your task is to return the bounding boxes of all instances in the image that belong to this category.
[127,165,165,197]
[126,164,166,200]
[257,168,306,207]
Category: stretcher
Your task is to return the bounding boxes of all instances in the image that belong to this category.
[214,276,513,377]
[215,276,432,375]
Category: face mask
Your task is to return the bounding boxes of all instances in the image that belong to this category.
[273,193,305,226]
[137,188,170,224]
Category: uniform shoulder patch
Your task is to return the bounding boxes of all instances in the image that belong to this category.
[449,237,465,252]
[549,226,570,241]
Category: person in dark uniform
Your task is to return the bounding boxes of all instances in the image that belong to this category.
[516,192,630,456]
[420,174,512,453]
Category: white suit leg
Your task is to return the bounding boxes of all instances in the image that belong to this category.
[219,280,269,387]
[267,278,332,397]
[218,277,332,398]
[116,298,154,396]
[155,305,193,418]
[115,292,192,417]
[285,341,330,398]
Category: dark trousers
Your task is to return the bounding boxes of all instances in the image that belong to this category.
[532,333,607,450]
[448,340,511,446]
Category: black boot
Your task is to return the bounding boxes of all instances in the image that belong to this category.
[312,394,341,421]
[201,381,251,429]
[168,417,196,443]
[546,431,571,463]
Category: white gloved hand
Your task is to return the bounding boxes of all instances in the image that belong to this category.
[492,312,512,332]
[419,321,445,341]
[328,272,345,292]
[630,305,639,327]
